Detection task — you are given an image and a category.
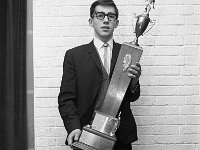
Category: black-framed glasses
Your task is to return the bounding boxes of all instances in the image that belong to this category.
[93,12,117,22]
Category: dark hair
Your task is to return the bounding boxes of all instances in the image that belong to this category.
[90,0,119,19]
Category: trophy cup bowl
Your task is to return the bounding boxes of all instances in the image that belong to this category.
[134,12,150,46]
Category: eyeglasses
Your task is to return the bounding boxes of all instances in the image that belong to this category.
[93,12,117,22]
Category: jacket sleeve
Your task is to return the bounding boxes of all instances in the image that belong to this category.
[58,50,81,135]
[124,80,140,102]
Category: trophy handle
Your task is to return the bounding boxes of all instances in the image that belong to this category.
[142,19,155,35]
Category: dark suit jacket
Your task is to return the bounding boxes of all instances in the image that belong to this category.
[58,40,140,145]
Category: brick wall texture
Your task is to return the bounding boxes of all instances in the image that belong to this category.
[33,0,200,150]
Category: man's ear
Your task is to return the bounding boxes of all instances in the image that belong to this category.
[115,20,119,28]
[88,18,93,27]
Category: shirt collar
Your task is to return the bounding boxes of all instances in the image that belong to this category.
[93,37,113,50]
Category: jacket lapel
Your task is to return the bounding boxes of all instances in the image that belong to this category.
[110,41,121,77]
[88,40,121,77]
[88,41,102,73]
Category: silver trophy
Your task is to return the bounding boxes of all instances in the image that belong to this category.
[71,1,155,149]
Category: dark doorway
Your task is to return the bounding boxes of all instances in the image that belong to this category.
[0,0,28,149]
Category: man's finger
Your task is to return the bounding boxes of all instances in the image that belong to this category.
[136,62,141,67]
[129,65,140,72]
[74,132,81,141]
[128,68,138,74]
[67,134,74,145]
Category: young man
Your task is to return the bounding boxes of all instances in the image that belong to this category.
[58,0,141,149]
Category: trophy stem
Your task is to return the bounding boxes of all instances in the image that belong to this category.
[131,37,139,46]
[135,37,139,46]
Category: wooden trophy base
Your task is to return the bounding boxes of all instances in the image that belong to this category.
[71,111,118,150]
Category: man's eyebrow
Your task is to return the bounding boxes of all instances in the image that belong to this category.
[95,11,104,13]
[95,11,116,15]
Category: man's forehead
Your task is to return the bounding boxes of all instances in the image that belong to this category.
[95,5,116,14]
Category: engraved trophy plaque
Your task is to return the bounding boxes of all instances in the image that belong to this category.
[71,1,155,149]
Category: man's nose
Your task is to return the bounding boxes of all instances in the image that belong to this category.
[103,15,109,22]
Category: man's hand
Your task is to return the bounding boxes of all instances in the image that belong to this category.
[127,62,141,87]
[67,129,82,145]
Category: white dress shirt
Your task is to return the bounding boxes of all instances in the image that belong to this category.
[93,37,113,74]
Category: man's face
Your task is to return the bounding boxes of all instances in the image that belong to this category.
[89,5,119,42]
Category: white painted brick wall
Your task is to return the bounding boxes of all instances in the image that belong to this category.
[33,0,200,150]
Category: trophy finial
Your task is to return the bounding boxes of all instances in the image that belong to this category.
[145,0,155,14]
